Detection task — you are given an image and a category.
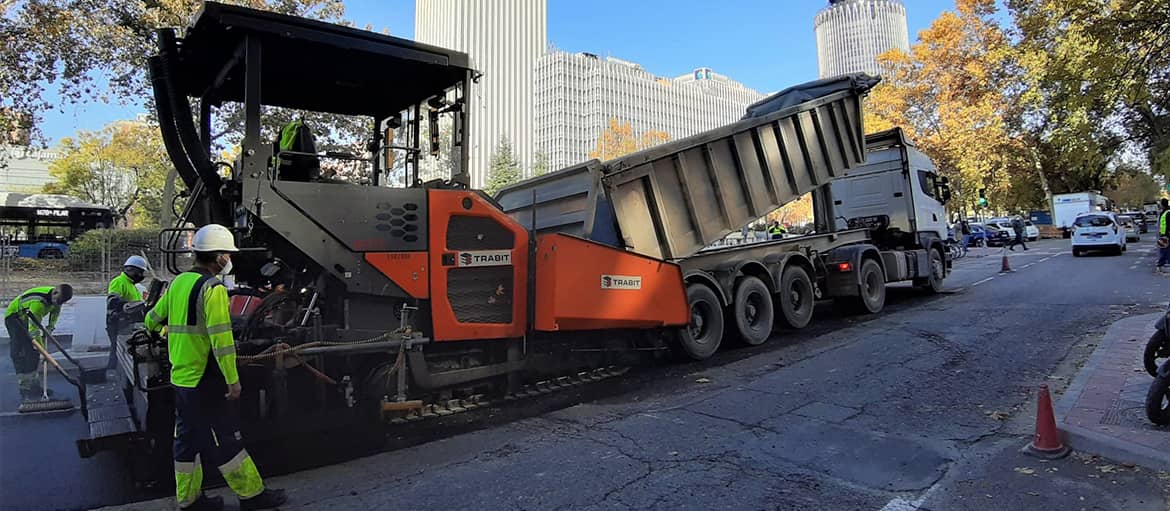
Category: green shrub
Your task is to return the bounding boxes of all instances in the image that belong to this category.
[68,228,161,271]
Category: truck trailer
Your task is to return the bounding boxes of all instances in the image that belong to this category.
[65,2,949,483]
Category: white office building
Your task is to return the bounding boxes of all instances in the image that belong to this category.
[415,0,547,187]
[0,145,58,194]
[814,0,910,78]
[534,52,764,171]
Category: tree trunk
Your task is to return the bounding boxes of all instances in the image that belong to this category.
[1031,146,1053,213]
[161,168,177,228]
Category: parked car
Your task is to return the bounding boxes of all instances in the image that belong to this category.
[971,223,1010,246]
[980,222,1014,246]
[1071,212,1126,256]
[987,217,1039,242]
[1118,214,1141,242]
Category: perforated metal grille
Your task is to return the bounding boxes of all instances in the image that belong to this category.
[447,267,513,324]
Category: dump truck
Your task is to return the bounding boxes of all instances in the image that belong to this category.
[499,110,951,359]
[64,2,948,483]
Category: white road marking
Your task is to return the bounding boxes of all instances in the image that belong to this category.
[971,276,995,286]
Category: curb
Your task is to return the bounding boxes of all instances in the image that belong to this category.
[1056,312,1170,472]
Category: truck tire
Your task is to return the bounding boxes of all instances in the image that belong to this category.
[678,283,723,360]
[777,266,814,329]
[1146,375,1170,426]
[913,248,945,294]
[835,258,885,315]
[732,276,774,346]
[1145,331,1167,377]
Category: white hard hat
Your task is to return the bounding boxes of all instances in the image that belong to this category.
[192,224,239,253]
[124,255,149,270]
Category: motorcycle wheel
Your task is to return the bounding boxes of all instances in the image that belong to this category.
[1144,331,1168,377]
[1145,375,1170,425]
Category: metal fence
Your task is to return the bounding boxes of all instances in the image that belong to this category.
[1,230,175,305]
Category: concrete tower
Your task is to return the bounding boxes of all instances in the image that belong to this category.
[814,0,910,78]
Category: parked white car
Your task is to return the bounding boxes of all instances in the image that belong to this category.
[1071,213,1126,256]
[986,217,1039,242]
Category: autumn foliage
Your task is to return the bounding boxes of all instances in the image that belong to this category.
[588,119,670,161]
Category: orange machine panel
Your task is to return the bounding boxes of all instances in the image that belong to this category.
[365,252,429,299]
[534,233,689,331]
[428,190,529,341]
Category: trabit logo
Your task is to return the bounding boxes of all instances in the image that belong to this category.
[456,250,512,267]
[600,274,642,290]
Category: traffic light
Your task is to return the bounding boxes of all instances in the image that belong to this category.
[977,188,989,208]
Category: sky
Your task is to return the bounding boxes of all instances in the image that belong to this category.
[36,0,956,145]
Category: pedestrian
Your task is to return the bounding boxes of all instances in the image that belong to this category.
[960,219,972,254]
[1008,215,1028,251]
[107,255,148,371]
[1157,200,1170,273]
[144,224,285,511]
[4,284,72,402]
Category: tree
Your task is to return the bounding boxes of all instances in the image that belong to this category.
[0,0,347,144]
[865,0,1020,215]
[531,150,550,178]
[1108,166,1162,209]
[484,137,522,196]
[44,120,170,227]
[1009,0,1170,180]
[588,119,670,161]
[768,195,813,227]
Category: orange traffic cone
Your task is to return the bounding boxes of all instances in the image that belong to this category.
[1023,384,1071,459]
[1000,246,1013,273]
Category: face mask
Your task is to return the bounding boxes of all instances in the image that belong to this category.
[218,256,234,276]
[128,270,145,284]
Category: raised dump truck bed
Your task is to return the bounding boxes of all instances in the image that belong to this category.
[599,75,875,260]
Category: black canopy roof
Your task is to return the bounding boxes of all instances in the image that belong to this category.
[176,2,475,117]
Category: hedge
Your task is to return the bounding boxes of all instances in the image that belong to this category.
[68,228,162,271]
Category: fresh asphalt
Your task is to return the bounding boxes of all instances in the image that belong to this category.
[6,238,1170,510]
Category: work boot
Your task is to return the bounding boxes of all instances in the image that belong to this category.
[180,494,224,511]
[240,488,287,511]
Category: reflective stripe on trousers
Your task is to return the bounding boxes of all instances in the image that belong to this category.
[173,384,265,505]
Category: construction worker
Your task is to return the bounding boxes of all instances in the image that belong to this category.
[107,255,148,371]
[4,284,73,401]
[768,220,787,239]
[144,224,285,511]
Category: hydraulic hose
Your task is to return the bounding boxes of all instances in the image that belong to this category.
[148,56,202,191]
[156,29,222,191]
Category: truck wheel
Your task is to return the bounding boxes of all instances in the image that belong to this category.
[914,248,945,294]
[678,283,723,360]
[1146,376,1170,426]
[1145,331,1168,377]
[732,276,774,346]
[777,266,814,329]
[835,259,885,315]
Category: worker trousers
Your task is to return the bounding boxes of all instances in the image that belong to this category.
[5,314,41,395]
[173,378,264,508]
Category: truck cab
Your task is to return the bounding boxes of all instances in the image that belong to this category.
[830,128,950,249]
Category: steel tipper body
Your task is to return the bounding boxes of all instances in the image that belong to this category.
[499,92,952,360]
[77,1,688,483]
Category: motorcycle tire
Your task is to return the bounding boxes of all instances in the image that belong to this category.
[1144,331,1168,377]
[1145,375,1170,425]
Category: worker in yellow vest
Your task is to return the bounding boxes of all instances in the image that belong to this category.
[106,255,148,371]
[144,224,285,511]
[4,284,73,401]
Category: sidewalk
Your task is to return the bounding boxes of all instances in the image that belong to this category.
[1056,312,1170,471]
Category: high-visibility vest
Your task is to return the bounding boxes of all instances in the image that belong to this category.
[1161,210,1169,237]
[4,286,60,340]
[145,270,238,388]
[108,272,142,304]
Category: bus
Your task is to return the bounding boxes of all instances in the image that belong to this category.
[0,193,113,258]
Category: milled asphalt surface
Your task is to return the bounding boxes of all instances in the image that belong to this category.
[5,239,1170,510]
